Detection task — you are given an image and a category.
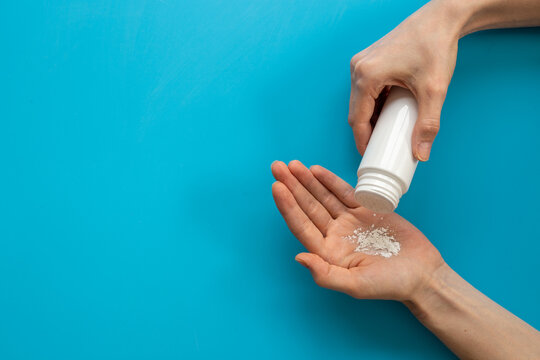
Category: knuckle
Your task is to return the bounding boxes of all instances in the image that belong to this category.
[343,187,356,204]
[420,119,440,137]
[424,81,447,98]
[310,267,326,285]
[322,193,335,208]
[349,52,364,73]
[350,56,359,72]
[306,199,319,215]
[313,269,332,289]
[347,114,355,127]
[313,275,326,288]
[353,58,375,78]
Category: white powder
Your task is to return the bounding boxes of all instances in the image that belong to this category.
[343,226,400,258]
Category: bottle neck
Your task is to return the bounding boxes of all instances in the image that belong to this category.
[354,170,404,213]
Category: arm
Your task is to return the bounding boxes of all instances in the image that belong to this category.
[349,0,540,161]
[405,264,540,360]
[459,0,540,35]
[271,161,540,359]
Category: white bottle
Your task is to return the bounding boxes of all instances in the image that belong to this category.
[354,87,419,213]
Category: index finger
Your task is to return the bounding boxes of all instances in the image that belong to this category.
[272,182,324,253]
[348,83,375,155]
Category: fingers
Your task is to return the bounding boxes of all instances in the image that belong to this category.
[295,253,356,295]
[411,86,446,161]
[310,165,358,208]
[271,161,332,235]
[288,160,347,218]
[371,86,391,125]
[272,182,324,252]
[348,84,375,155]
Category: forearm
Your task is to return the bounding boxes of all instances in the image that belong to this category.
[439,0,540,37]
[398,2,540,357]
[404,263,540,360]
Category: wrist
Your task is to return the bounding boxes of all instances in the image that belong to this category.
[432,0,538,37]
[428,0,479,38]
[403,262,464,322]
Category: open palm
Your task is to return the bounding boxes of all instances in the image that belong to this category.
[271,160,445,301]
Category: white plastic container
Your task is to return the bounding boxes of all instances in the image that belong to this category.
[354,87,419,213]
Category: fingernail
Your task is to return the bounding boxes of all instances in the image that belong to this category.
[417,142,431,161]
[295,257,309,268]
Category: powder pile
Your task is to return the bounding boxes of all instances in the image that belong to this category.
[343,226,400,258]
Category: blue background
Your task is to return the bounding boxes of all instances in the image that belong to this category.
[1,1,539,359]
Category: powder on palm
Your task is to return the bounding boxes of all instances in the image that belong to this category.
[343,226,400,258]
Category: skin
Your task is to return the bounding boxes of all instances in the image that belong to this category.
[272,0,540,357]
[349,0,540,161]
[271,160,540,359]
[271,160,443,300]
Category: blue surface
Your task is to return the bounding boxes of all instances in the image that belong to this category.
[1,1,539,359]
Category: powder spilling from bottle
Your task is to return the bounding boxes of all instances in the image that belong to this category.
[343,226,400,258]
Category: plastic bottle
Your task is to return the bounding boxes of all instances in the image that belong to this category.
[354,87,419,213]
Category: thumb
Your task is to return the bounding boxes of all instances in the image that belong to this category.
[295,253,355,295]
[412,89,445,161]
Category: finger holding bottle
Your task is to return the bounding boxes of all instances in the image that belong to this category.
[349,0,460,160]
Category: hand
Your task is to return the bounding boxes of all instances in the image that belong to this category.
[271,160,445,301]
[349,0,463,161]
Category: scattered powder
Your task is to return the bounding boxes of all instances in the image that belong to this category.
[343,226,400,258]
